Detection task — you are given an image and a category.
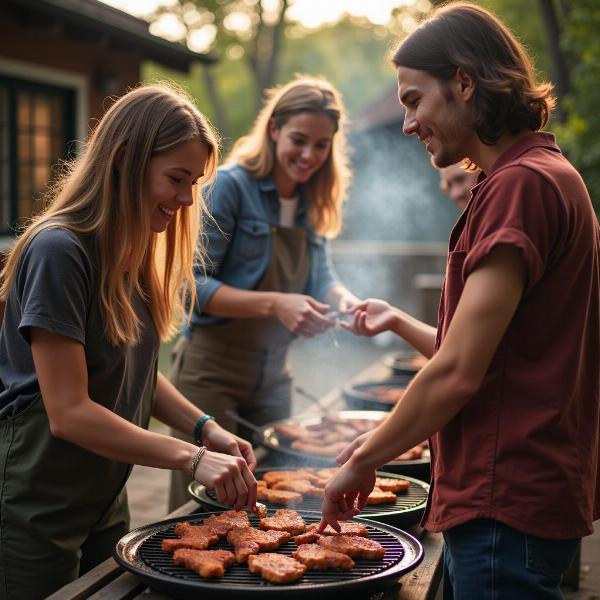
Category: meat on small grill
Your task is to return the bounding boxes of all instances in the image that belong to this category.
[290,440,348,457]
[317,535,386,559]
[375,477,410,493]
[172,548,235,578]
[257,487,303,505]
[202,510,250,536]
[367,487,398,505]
[247,552,307,583]
[305,522,369,537]
[259,509,306,535]
[161,523,220,553]
[272,479,323,497]
[227,526,291,563]
[262,469,322,486]
[292,543,355,571]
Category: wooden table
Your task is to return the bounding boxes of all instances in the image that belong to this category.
[49,360,443,600]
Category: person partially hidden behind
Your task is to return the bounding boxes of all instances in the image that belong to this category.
[439,162,479,210]
[319,3,600,599]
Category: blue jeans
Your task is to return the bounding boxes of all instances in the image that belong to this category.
[443,519,579,599]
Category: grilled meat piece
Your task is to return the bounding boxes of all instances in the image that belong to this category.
[161,523,220,553]
[317,535,386,559]
[162,537,217,553]
[375,477,410,493]
[367,487,397,505]
[248,553,307,583]
[274,422,313,440]
[172,548,235,578]
[292,543,355,571]
[293,531,320,545]
[262,469,321,486]
[203,510,250,536]
[259,509,306,535]
[305,522,369,537]
[272,479,316,495]
[290,440,348,457]
[257,487,303,505]
[227,526,291,563]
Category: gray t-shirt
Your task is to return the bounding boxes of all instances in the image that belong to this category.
[0,227,159,420]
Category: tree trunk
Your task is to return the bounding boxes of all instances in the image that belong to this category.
[538,0,570,121]
[201,64,232,143]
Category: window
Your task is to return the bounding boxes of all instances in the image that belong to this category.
[0,76,75,234]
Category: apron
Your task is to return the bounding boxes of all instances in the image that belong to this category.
[0,363,157,600]
[168,224,310,511]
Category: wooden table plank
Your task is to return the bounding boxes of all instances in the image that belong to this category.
[86,571,145,600]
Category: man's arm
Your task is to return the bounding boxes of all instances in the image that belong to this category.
[351,244,526,469]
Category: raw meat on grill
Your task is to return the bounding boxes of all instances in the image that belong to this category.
[202,510,250,536]
[292,543,355,571]
[259,509,306,535]
[257,487,303,505]
[247,553,307,583]
[317,534,386,559]
[367,487,398,504]
[172,548,235,578]
[375,477,410,493]
[227,526,291,563]
[305,522,369,537]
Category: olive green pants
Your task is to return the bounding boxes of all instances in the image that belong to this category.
[0,397,130,600]
[168,332,292,511]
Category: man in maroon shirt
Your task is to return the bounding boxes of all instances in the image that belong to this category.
[319,3,599,598]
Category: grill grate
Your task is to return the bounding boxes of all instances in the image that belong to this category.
[140,514,405,588]
[190,468,429,526]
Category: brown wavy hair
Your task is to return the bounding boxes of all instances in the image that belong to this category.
[391,2,555,145]
[0,83,219,345]
[227,75,351,237]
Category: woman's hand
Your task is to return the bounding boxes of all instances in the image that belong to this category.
[272,293,334,337]
[202,420,257,472]
[192,450,257,511]
[341,299,398,337]
[335,431,371,466]
[318,462,377,533]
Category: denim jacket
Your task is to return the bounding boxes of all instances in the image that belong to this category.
[187,163,340,329]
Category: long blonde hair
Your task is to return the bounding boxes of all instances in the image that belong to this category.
[0,83,219,346]
[227,76,351,237]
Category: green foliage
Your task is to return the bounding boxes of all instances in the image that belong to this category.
[554,0,600,212]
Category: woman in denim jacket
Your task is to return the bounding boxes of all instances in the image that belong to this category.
[169,76,359,510]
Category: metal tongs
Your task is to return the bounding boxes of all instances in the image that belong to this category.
[324,310,351,348]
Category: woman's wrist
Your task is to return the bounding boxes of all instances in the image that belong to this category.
[193,414,216,444]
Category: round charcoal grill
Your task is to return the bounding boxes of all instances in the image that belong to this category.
[255,410,431,479]
[188,468,429,527]
[114,511,423,599]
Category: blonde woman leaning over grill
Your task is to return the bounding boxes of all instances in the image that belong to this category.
[169,76,360,511]
[0,84,257,600]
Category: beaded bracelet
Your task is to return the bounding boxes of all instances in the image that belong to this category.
[193,414,216,444]
[189,445,207,478]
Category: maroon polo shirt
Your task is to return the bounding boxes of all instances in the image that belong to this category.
[422,132,600,539]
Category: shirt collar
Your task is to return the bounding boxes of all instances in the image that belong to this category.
[472,131,560,191]
[488,131,560,175]
[258,175,308,219]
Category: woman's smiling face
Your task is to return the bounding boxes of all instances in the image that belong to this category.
[269,111,335,197]
[144,137,209,233]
